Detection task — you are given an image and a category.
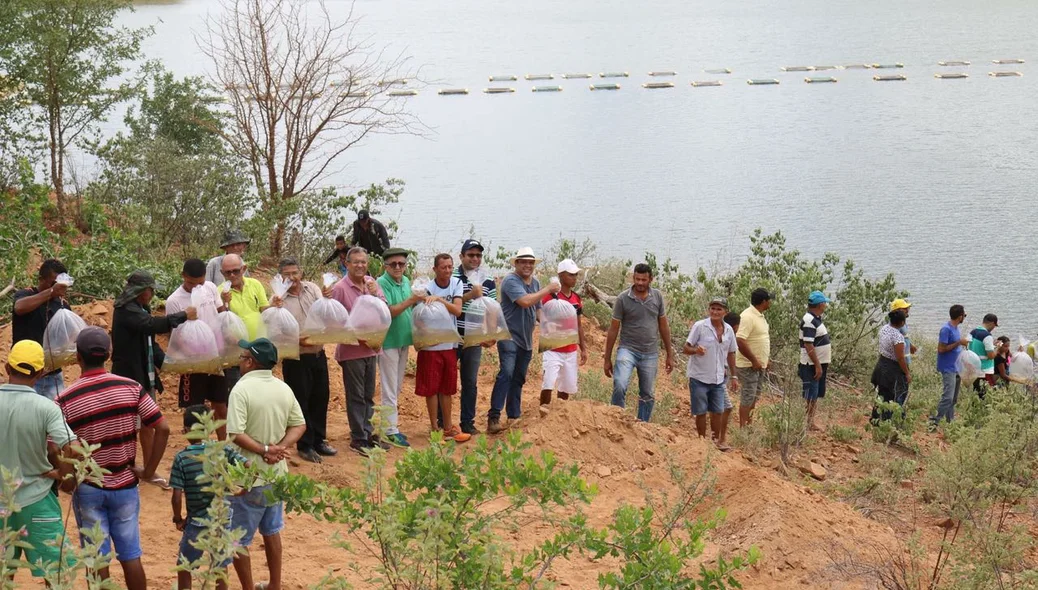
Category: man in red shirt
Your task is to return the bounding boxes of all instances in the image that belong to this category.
[57,327,171,590]
[539,259,588,416]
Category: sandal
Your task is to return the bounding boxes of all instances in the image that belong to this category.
[145,474,171,490]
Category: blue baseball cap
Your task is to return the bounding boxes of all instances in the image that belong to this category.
[808,290,831,305]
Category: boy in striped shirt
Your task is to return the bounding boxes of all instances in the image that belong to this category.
[170,404,246,590]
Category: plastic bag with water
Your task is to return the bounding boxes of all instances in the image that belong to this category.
[261,275,300,360]
[412,301,462,350]
[538,298,579,352]
[301,273,355,345]
[411,278,429,298]
[462,297,510,348]
[347,295,392,349]
[957,350,983,382]
[163,287,223,375]
[1010,351,1035,382]
[42,309,87,371]
[213,310,248,369]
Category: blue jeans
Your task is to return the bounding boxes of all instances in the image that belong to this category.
[178,518,232,566]
[457,345,483,427]
[229,485,284,546]
[689,378,726,416]
[799,363,829,401]
[488,340,533,420]
[933,372,961,423]
[72,484,142,561]
[610,348,659,422]
[34,370,65,401]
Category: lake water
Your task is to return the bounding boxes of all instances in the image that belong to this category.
[119,0,1038,336]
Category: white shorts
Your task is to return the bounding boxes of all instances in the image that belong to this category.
[541,350,579,393]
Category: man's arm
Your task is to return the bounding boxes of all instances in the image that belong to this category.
[983,337,996,360]
[426,295,463,317]
[350,221,361,246]
[659,315,675,373]
[13,286,65,316]
[388,293,420,317]
[727,351,739,390]
[505,277,557,308]
[736,337,761,368]
[603,319,620,377]
[172,489,186,530]
[577,313,588,365]
[277,425,307,451]
[140,417,170,480]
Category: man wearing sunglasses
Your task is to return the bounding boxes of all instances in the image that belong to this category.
[453,239,498,435]
[220,253,270,396]
[376,248,422,448]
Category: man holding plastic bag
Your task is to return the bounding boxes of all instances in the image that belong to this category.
[331,247,391,456]
[538,259,587,416]
[165,259,228,439]
[12,259,73,399]
[219,254,269,394]
[415,254,470,443]
[930,304,970,429]
[277,258,338,463]
[453,239,499,435]
[376,247,423,448]
[488,248,560,434]
[112,271,196,488]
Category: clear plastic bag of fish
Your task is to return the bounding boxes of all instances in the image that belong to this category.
[538,298,579,352]
[411,301,462,350]
[55,273,74,287]
[42,309,87,371]
[411,278,429,298]
[301,273,356,345]
[957,350,983,382]
[347,295,392,349]
[462,297,510,348]
[163,319,222,375]
[213,310,248,369]
[1009,351,1035,383]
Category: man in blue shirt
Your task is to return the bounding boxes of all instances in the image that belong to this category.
[487,248,559,434]
[931,304,970,428]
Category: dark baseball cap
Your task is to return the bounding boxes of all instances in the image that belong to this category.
[461,239,485,253]
[76,327,112,358]
[238,338,278,367]
[357,209,369,221]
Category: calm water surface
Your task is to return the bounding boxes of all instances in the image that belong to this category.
[120,0,1038,335]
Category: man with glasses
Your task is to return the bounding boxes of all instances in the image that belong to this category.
[220,253,269,396]
[206,229,251,286]
[487,247,559,434]
[376,248,422,448]
[453,239,498,435]
[276,258,337,463]
[331,247,390,456]
[227,338,306,590]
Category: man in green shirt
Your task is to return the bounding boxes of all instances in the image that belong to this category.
[0,340,76,579]
[376,247,422,447]
[227,338,306,590]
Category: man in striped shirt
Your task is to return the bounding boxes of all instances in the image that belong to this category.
[799,291,832,432]
[57,327,171,590]
[453,239,498,435]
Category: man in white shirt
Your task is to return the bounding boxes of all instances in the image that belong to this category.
[682,297,739,450]
[166,258,228,439]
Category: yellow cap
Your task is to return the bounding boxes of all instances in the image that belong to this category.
[890,299,912,312]
[8,340,46,375]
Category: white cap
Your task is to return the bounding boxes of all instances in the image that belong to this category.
[557,259,581,274]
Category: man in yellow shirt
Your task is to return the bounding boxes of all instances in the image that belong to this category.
[220,253,270,392]
[735,288,771,426]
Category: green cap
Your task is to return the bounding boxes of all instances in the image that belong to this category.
[381,247,409,260]
[238,338,278,367]
[115,270,161,308]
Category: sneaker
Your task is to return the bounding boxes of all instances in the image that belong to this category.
[299,448,323,463]
[315,442,338,456]
[385,432,411,448]
[487,418,505,435]
[444,426,472,443]
[927,420,939,434]
[461,423,481,435]
[369,435,392,451]
[349,440,373,457]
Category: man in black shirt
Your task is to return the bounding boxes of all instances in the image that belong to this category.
[350,210,390,256]
[12,259,72,399]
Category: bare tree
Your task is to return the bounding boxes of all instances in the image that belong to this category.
[198,0,416,257]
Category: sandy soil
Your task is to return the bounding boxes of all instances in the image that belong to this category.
[3,300,917,589]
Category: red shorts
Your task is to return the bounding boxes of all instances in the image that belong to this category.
[415,349,458,397]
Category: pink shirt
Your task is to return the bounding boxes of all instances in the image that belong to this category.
[333,275,386,361]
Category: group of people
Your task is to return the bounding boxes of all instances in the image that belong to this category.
[0,215,1007,587]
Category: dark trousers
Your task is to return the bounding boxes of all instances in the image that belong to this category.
[283,351,330,451]
[340,357,376,443]
[458,345,483,427]
[488,340,533,420]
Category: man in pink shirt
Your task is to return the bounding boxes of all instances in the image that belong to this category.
[332,247,389,456]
